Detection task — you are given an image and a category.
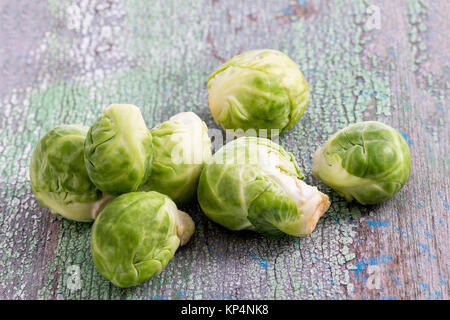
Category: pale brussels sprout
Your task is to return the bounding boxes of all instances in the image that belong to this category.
[139,112,212,204]
[91,191,195,288]
[84,104,153,195]
[30,125,113,222]
[197,137,330,237]
[207,49,310,136]
[312,121,411,205]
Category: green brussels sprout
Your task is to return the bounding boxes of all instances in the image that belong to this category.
[91,191,195,288]
[84,104,153,195]
[139,112,212,204]
[207,49,310,136]
[312,121,411,205]
[30,125,113,222]
[197,137,330,237]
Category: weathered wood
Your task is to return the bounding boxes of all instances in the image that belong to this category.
[0,0,448,300]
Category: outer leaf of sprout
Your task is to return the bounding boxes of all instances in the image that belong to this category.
[91,191,195,288]
[84,104,153,195]
[30,124,112,222]
[312,121,411,205]
[207,49,310,136]
[139,112,212,204]
[197,137,330,237]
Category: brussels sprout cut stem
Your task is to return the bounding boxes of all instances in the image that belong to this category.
[89,193,116,220]
[197,137,330,237]
[312,121,411,205]
[91,191,195,288]
[176,210,195,246]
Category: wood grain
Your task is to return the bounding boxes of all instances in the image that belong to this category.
[0,0,448,300]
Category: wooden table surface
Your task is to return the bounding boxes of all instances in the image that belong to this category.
[0,0,448,300]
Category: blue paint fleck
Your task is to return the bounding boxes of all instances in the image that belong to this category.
[418,282,429,289]
[388,270,403,286]
[410,223,420,234]
[208,247,224,260]
[437,192,450,210]
[394,225,409,238]
[367,220,390,228]
[281,8,293,14]
[379,296,398,300]
[417,242,437,260]
[417,282,442,299]
[329,214,340,224]
[399,130,413,146]
[352,254,393,281]
[249,252,268,269]
[417,221,434,239]
[149,295,169,300]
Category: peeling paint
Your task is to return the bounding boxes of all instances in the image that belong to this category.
[0,0,448,300]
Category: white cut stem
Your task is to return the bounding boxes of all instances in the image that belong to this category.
[176,210,195,246]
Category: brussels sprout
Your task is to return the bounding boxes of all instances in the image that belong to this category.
[84,104,153,195]
[91,191,195,288]
[207,49,310,136]
[197,137,330,237]
[30,125,113,222]
[139,112,212,204]
[312,121,411,205]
